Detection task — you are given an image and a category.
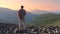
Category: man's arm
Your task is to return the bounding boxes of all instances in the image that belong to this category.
[24,10,26,15]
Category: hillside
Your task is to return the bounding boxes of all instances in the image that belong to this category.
[0,7,49,24]
[31,13,60,26]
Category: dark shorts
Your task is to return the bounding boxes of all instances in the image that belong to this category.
[19,15,25,20]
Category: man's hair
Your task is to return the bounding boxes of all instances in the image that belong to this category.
[21,5,24,9]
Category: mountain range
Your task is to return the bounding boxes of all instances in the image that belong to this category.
[0,7,60,24]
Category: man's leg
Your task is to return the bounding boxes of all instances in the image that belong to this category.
[18,16,23,30]
[22,16,25,25]
[22,16,26,29]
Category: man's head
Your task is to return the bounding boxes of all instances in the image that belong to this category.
[21,5,24,9]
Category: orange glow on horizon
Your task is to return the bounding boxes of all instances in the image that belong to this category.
[0,0,60,11]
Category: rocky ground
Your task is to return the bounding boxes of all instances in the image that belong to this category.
[0,23,60,34]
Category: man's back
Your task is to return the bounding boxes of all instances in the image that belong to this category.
[18,9,26,16]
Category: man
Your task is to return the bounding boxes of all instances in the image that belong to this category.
[18,5,26,29]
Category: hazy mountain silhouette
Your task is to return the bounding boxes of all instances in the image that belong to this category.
[0,7,50,24]
[29,10,49,15]
[52,11,60,14]
[0,7,18,24]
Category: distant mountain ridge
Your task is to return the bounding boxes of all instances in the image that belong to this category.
[28,10,49,15]
[0,7,59,24]
[52,11,60,14]
[0,7,18,24]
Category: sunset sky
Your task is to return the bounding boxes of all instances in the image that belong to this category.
[0,0,60,11]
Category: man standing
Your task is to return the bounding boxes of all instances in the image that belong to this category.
[18,5,26,29]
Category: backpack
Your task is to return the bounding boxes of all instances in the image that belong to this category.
[19,9,26,15]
